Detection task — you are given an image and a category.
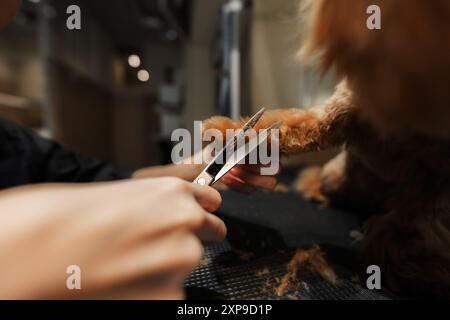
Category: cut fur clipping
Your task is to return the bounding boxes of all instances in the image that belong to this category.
[275,245,337,297]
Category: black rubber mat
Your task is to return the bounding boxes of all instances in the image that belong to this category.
[185,241,392,300]
[185,190,397,300]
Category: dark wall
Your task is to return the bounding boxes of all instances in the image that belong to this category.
[48,61,113,161]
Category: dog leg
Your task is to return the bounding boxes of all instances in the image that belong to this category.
[294,166,329,204]
[203,81,355,154]
[293,151,348,205]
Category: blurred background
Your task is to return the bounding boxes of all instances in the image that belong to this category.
[0,0,336,171]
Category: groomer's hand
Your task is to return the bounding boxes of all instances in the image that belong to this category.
[0,178,224,299]
[133,146,278,194]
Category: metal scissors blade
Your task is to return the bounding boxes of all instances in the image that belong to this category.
[212,120,282,184]
[193,108,269,186]
[206,107,266,168]
[241,107,266,132]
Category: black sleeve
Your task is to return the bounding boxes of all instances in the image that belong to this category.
[0,118,132,189]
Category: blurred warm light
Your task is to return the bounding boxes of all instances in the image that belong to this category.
[137,70,150,82]
[128,55,141,68]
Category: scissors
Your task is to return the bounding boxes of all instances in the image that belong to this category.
[194,108,282,186]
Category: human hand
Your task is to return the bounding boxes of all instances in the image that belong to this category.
[133,147,278,194]
[0,178,224,299]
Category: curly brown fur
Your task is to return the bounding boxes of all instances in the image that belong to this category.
[293,166,328,204]
[204,81,355,154]
[275,245,337,297]
[302,0,450,138]
[204,0,450,297]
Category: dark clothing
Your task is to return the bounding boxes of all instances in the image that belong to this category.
[0,118,131,190]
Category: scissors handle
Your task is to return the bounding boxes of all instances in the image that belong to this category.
[194,171,214,186]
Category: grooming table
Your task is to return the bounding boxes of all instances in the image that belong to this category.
[185,190,396,300]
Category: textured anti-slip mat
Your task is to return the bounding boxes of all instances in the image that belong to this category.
[185,241,392,300]
[185,190,397,300]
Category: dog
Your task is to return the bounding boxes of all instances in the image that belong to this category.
[203,0,450,298]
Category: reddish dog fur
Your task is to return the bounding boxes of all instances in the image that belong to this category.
[204,0,450,297]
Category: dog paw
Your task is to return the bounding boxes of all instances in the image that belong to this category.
[293,166,329,204]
